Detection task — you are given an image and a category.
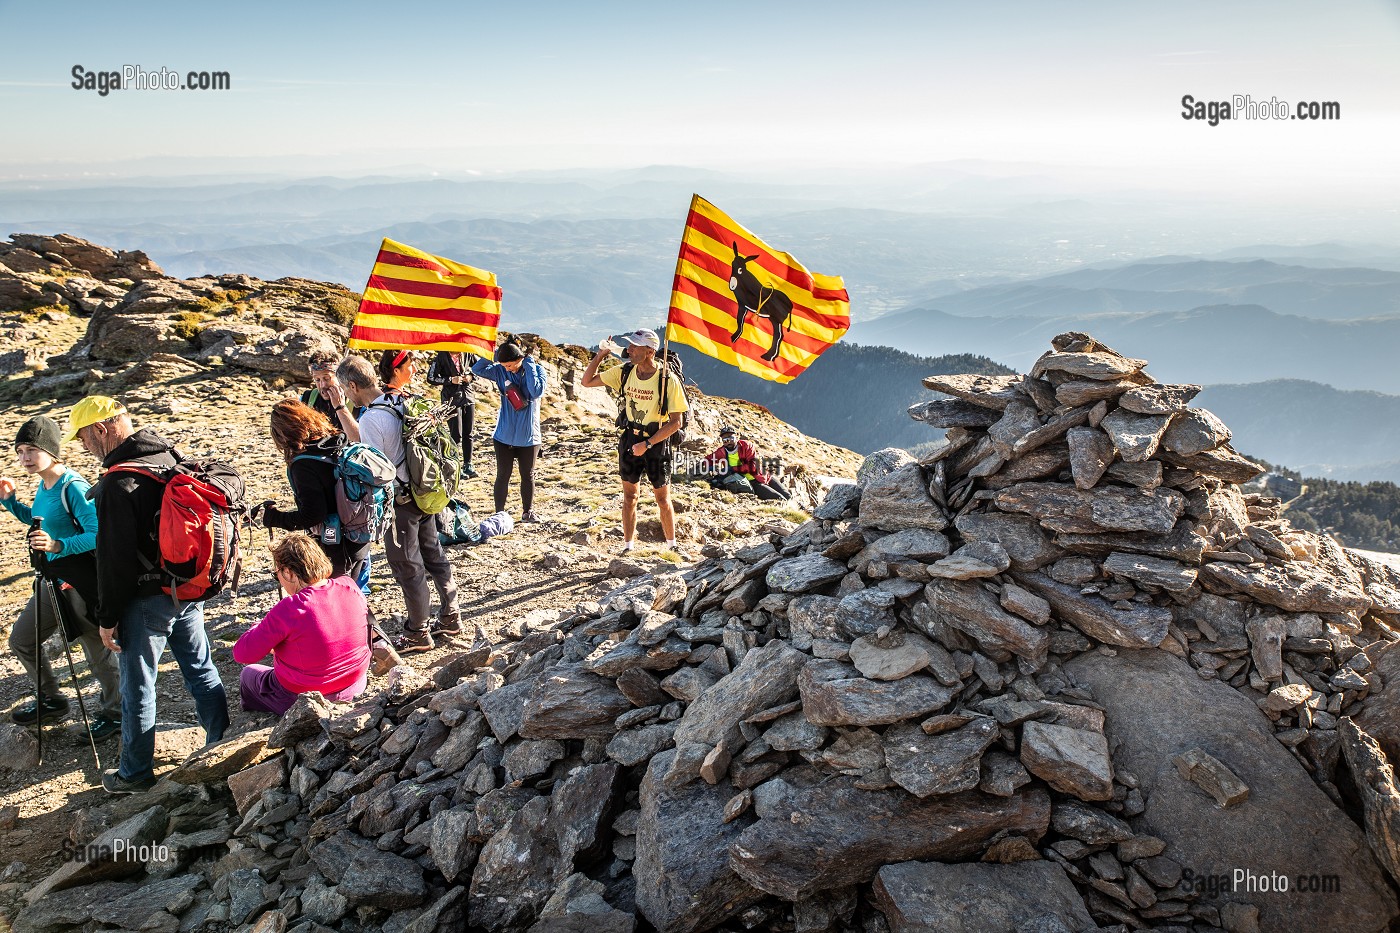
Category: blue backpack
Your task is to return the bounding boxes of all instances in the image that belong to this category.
[294,442,396,545]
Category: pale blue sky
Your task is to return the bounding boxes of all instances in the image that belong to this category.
[2,0,1398,189]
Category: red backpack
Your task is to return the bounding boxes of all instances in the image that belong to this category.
[108,460,247,605]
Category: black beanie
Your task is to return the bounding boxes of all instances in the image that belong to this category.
[15,416,63,459]
[495,342,524,363]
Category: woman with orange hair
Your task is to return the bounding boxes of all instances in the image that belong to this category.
[259,399,371,580]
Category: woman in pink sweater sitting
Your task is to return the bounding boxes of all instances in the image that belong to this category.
[234,533,372,715]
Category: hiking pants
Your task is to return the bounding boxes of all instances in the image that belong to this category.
[449,399,476,468]
[117,595,229,783]
[386,499,460,633]
[10,584,121,718]
[492,440,538,514]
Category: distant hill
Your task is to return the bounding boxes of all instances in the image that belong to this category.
[889,259,1400,320]
[672,342,1014,455]
[853,305,1400,395]
[1196,380,1400,484]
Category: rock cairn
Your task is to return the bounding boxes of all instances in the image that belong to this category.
[14,332,1400,933]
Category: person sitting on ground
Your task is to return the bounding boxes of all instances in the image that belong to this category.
[0,416,122,739]
[232,533,371,716]
[702,425,791,501]
[301,351,360,443]
[472,340,547,522]
[427,350,480,479]
[259,399,372,580]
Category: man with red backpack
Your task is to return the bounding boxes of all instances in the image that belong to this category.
[65,396,230,794]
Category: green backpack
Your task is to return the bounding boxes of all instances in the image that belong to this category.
[368,395,461,515]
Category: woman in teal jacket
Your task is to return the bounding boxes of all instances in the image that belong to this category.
[0,415,121,738]
[472,340,547,521]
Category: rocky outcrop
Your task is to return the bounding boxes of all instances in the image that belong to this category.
[17,330,1400,933]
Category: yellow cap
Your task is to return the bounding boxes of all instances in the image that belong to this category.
[64,396,127,443]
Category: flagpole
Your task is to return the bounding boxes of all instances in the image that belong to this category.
[662,194,703,365]
[349,238,384,353]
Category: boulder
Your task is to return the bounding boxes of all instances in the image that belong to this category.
[872,860,1096,933]
[1065,649,1399,932]
[729,780,1050,900]
[634,750,763,933]
[1161,407,1231,455]
[858,463,947,532]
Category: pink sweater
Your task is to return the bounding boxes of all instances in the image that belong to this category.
[233,576,372,695]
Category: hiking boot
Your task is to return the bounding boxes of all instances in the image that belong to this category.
[431,611,462,636]
[11,695,69,726]
[88,714,121,741]
[102,769,157,795]
[393,629,435,654]
[463,465,479,479]
[522,510,542,523]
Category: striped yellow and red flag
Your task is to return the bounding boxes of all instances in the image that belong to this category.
[667,195,849,384]
[347,238,501,356]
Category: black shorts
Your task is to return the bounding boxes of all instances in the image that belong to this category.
[619,430,672,487]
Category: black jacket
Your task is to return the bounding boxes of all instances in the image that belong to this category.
[428,352,478,407]
[92,428,181,629]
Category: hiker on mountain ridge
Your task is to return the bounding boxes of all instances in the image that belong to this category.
[0,415,121,740]
[581,328,688,553]
[259,399,373,580]
[301,350,360,443]
[472,340,547,522]
[427,350,480,480]
[65,396,229,794]
[346,351,461,653]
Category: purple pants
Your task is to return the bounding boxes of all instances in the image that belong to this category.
[239,664,366,716]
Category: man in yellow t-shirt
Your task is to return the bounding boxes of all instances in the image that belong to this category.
[582,328,689,554]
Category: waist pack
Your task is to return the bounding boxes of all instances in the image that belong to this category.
[293,442,397,545]
[368,396,461,515]
[108,459,247,605]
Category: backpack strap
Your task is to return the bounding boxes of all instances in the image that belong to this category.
[307,387,321,408]
[104,463,171,583]
[56,473,84,534]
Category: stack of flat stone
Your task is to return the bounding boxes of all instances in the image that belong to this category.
[16,332,1400,933]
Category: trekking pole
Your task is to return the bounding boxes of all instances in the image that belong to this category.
[27,518,46,765]
[39,574,102,771]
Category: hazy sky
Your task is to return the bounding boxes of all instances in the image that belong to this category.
[2,0,1399,194]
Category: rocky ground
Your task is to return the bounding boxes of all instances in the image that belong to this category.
[0,235,861,924]
[5,235,1400,933]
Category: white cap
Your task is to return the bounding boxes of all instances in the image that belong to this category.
[618,328,661,351]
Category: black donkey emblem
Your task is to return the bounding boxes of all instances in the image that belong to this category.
[728,242,793,362]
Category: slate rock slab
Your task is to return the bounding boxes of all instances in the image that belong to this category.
[729,780,1050,900]
[994,481,1184,536]
[766,554,849,593]
[872,860,1096,933]
[800,661,955,727]
[519,666,632,740]
[883,717,1000,798]
[1020,721,1114,801]
[634,750,763,933]
[927,578,1050,663]
[858,463,947,532]
[1065,648,1399,933]
[1013,572,1171,649]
